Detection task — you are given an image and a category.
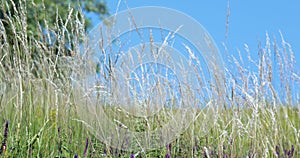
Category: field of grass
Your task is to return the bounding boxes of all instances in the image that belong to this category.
[0,1,299,157]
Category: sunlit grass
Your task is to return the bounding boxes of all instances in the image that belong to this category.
[0,0,299,157]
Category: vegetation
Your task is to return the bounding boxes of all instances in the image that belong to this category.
[0,0,299,157]
[0,0,108,78]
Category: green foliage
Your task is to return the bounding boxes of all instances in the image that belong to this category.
[0,0,108,33]
[0,0,108,79]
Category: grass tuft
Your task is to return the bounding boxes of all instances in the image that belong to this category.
[0,0,299,157]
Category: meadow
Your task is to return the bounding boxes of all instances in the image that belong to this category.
[0,1,299,157]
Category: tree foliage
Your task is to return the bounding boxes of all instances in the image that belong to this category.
[0,0,109,32]
[0,0,108,79]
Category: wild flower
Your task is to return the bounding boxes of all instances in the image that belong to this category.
[165,153,171,158]
[83,138,89,157]
[276,144,294,158]
[0,120,9,155]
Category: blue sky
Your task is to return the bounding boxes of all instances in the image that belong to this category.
[89,0,299,70]
[85,0,299,103]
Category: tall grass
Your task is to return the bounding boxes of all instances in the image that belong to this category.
[0,0,299,157]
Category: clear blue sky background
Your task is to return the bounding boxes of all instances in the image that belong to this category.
[86,0,299,102]
[89,0,300,73]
